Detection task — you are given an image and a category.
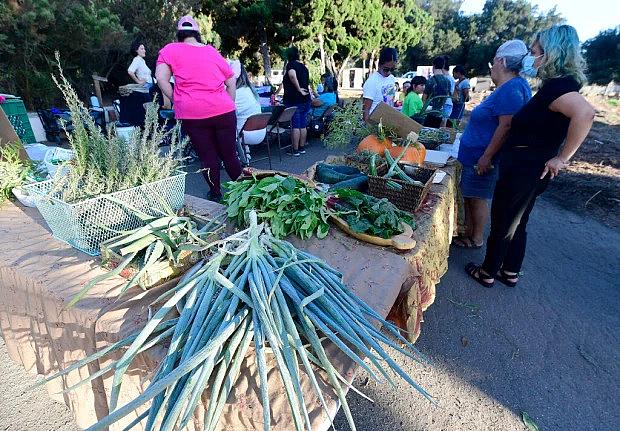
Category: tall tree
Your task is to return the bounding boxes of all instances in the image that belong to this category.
[404,0,470,69]
[203,0,309,81]
[466,0,564,75]
[376,0,434,72]
[0,0,128,107]
[583,27,620,85]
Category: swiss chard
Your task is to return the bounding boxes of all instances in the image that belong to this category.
[331,189,416,239]
[223,175,330,240]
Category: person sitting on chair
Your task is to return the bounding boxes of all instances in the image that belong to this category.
[311,74,337,119]
[234,61,266,165]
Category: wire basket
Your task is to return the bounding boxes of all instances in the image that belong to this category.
[24,172,187,255]
[368,164,435,213]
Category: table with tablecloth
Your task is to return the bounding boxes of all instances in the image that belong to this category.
[0,161,459,429]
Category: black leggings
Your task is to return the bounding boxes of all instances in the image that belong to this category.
[482,151,550,275]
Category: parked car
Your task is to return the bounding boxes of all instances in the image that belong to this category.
[270,69,284,85]
[395,71,416,87]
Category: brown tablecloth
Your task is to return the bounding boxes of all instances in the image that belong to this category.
[0,165,458,429]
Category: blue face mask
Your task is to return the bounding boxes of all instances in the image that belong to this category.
[521,54,541,77]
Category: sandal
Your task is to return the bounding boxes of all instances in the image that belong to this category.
[496,269,519,287]
[465,262,495,288]
[453,236,483,249]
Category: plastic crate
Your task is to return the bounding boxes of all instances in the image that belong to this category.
[0,98,27,116]
[24,171,187,255]
[1,99,36,143]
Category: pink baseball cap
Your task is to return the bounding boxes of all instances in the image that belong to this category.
[177,15,200,32]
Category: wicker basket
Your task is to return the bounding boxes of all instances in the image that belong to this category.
[100,213,223,289]
[24,171,187,256]
[368,164,435,213]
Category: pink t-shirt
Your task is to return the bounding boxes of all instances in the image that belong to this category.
[157,43,235,119]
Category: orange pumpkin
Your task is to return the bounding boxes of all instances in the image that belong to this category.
[388,142,426,165]
[356,135,392,155]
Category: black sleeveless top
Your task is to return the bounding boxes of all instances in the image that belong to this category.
[504,76,581,160]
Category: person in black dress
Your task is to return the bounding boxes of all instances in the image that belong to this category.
[466,25,596,288]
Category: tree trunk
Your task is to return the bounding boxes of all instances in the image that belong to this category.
[318,32,326,74]
[259,26,272,84]
[337,56,351,88]
[328,56,338,86]
[369,50,376,74]
[361,54,367,84]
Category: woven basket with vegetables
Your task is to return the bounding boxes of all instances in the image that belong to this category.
[368,149,436,213]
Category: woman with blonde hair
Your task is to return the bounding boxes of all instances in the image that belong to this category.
[465,24,595,288]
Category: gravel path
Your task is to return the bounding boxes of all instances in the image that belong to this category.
[1,141,618,431]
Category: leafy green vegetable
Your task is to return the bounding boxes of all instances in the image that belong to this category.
[223,175,330,240]
[0,142,35,205]
[332,189,416,239]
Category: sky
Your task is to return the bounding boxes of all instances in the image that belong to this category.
[460,0,620,41]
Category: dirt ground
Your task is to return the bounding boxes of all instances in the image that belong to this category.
[544,96,620,228]
[465,92,620,228]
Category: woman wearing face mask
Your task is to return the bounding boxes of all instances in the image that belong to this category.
[454,40,532,249]
[362,47,398,122]
[466,25,595,289]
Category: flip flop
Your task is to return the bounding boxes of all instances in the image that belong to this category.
[453,236,483,249]
[465,262,494,288]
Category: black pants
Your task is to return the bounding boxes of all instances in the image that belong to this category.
[482,150,550,275]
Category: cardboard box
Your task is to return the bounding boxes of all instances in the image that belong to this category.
[368,102,423,138]
[0,108,30,161]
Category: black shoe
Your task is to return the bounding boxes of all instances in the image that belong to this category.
[286,150,300,157]
[207,191,223,203]
[298,148,306,154]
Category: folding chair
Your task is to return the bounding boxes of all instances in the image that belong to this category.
[266,106,297,161]
[237,113,272,168]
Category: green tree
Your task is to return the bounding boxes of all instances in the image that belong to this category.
[0,0,128,107]
[377,0,434,72]
[466,0,564,75]
[404,0,469,70]
[583,27,620,85]
[203,0,309,81]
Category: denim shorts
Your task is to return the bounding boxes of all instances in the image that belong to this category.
[288,102,311,129]
[460,164,499,200]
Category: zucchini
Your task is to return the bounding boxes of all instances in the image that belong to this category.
[330,174,369,191]
[383,149,414,184]
[319,164,361,175]
[316,164,362,184]
[369,154,377,176]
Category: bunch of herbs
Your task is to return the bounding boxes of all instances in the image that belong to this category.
[323,100,374,149]
[223,174,330,240]
[330,189,416,239]
[0,142,38,204]
[50,53,187,203]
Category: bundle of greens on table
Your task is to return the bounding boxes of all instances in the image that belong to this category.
[223,174,330,239]
[68,203,224,307]
[328,189,416,239]
[41,210,431,431]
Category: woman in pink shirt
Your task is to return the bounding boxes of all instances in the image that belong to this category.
[155,16,241,202]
